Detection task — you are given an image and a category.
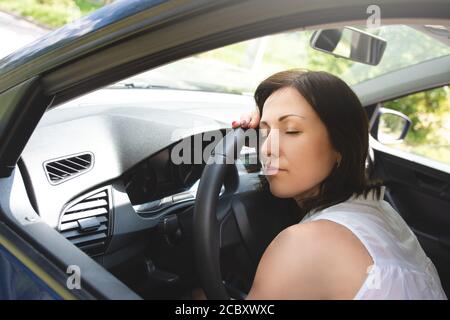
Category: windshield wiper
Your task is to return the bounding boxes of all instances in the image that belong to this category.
[108,81,174,89]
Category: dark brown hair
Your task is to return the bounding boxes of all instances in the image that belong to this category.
[254,69,383,214]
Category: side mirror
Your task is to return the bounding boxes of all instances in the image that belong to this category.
[370,107,412,144]
[310,27,387,66]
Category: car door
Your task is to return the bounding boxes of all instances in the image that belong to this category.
[368,85,450,296]
[0,220,88,300]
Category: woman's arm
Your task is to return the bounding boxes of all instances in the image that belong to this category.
[192,220,372,300]
[246,223,328,299]
[246,220,373,300]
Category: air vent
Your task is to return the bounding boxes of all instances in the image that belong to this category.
[59,187,112,256]
[44,152,94,185]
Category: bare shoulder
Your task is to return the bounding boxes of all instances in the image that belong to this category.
[246,220,373,300]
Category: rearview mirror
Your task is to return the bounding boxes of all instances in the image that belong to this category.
[310,27,387,66]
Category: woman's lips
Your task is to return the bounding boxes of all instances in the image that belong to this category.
[263,166,286,175]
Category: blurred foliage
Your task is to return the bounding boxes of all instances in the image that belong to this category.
[198,26,450,87]
[384,87,449,145]
[383,86,450,164]
[199,30,353,84]
[0,0,109,28]
[198,26,450,165]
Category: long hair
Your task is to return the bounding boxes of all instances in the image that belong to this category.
[254,69,383,214]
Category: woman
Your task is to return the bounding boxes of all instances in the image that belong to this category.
[195,69,447,300]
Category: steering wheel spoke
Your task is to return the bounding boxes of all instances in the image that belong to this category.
[218,201,242,249]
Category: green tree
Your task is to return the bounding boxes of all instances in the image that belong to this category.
[384,86,449,146]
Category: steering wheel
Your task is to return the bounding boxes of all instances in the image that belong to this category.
[193,128,247,300]
[193,128,300,300]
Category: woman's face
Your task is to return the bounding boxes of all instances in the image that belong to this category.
[259,86,341,200]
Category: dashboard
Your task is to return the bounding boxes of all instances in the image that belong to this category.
[18,88,261,278]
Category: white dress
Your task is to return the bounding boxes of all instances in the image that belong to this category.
[300,186,447,300]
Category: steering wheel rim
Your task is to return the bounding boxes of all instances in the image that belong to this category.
[193,128,247,300]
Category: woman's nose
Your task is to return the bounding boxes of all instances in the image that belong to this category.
[261,136,271,157]
[260,129,279,158]
[260,131,271,157]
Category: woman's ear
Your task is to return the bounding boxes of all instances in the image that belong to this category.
[336,152,342,166]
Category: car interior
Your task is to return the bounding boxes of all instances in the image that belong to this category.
[0,1,449,300]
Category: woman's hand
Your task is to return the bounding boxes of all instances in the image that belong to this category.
[232,106,260,129]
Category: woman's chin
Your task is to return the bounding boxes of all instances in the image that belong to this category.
[268,184,295,198]
[268,181,314,199]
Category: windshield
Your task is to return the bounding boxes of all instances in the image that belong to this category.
[115,24,450,94]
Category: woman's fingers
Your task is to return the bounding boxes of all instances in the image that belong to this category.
[240,114,251,127]
[248,108,261,128]
[232,107,261,128]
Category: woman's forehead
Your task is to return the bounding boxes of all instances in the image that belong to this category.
[262,87,314,120]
